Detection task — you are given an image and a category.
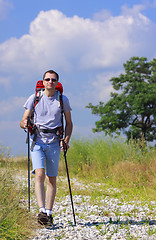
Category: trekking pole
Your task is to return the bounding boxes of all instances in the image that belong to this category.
[27,117,31,212]
[63,141,76,226]
[59,91,76,225]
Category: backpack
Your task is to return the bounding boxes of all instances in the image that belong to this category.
[34,80,63,108]
[28,80,64,150]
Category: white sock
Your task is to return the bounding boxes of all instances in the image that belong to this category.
[46,209,52,216]
[39,207,46,213]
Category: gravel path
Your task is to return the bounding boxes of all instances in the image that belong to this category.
[17,174,156,239]
[31,195,156,240]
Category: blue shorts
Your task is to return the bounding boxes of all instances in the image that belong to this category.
[30,141,61,177]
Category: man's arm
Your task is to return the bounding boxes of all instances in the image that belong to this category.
[61,110,73,150]
[20,109,32,129]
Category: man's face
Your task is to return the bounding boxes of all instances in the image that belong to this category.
[43,72,58,90]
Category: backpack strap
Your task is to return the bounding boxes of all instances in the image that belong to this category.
[58,92,64,139]
[29,81,64,150]
[30,92,44,121]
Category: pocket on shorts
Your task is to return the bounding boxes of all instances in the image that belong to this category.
[30,140,41,152]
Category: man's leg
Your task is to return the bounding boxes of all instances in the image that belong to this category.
[35,168,45,209]
[44,141,60,226]
[35,168,50,225]
[46,176,56,211]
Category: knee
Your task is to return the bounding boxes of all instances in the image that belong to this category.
[35,168,45,182]
[46,176,56,187]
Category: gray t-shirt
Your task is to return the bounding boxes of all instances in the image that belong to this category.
[24,91,72,144]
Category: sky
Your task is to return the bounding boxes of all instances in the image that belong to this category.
[0,0,156,156]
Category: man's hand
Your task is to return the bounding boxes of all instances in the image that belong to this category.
[20,119,29,129]
[20,109,32,129]
[60,139,70,152]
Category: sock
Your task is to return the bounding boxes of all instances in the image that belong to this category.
[46,209,52,216]
[39,207,46,213]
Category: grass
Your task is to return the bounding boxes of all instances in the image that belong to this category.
[0,146,36,240]
[0,137,156,239]
[0,170,36,239]
[58,137,156,201]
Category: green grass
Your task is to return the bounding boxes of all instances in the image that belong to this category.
[58,137,156,201]
[0,137,156,239]
[0,165,36,239]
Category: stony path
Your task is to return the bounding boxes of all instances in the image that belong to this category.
[16,174,156,239]
[31,195,156,240]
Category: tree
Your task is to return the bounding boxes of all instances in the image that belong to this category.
[86,57,156,142]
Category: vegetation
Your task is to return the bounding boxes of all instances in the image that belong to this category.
[59,137,156,201]
[0,137,155,239]
[0,147,35,240]
[86,57,156,142]
[0,171,33,239]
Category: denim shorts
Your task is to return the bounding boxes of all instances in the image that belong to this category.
[30,141,61,177]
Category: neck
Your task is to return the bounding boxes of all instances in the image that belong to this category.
[44,89,55,97]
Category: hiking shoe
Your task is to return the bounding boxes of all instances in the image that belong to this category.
[46,215,53,227]
[38,212,48,225]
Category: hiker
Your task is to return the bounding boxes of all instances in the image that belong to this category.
[20,70,73,226]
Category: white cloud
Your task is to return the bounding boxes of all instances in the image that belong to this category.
[0,3,155,155]
[93,9,112,21]
[121,4,151,27]
[66,71,122,109]
[0,120,18,130]
[0,6,155,86]
[0,4,156,153]
[144,0,156,8]
[0,0,12,20]
[72,124,95,138]
[0,76,12,88]
[0,96,27,115]
[89,71,121,102]
[72,124,106,140]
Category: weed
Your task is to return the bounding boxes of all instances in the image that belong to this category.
[59,137,156,201]
[0,137,155,239]
[0,166,36,239]
[147,227,156,236]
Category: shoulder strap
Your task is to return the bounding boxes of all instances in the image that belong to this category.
[28,80,64,150]
[30,80,45,120]
[33,81,63,110]
[59,93,64,139]
[33,80,45,108]
[30,80,64,131]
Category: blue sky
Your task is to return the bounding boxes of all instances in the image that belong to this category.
[0,0,156,156]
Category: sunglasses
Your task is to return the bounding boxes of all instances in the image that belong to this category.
[44,78,57,82]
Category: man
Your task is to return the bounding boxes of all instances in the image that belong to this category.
[20,70,73,226]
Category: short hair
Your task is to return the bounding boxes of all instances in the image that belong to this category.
[43,70,59,81]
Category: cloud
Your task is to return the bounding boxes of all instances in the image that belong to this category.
[0,76,12,88]
[0,120,19,131]
[0,0,13,20]
[0,6,155,86]
[91,72,120,102]
[144,0,156,8]
[72,124,97,138]
[0,5,155,112]
[93,9,112,21]
[0,4,156,155]
[0,120,26,156]
[0,96,27,115]
[153,0,156,7]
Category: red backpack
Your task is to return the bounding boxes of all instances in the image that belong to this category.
[28,80,64,150]
[34,80,63,107]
